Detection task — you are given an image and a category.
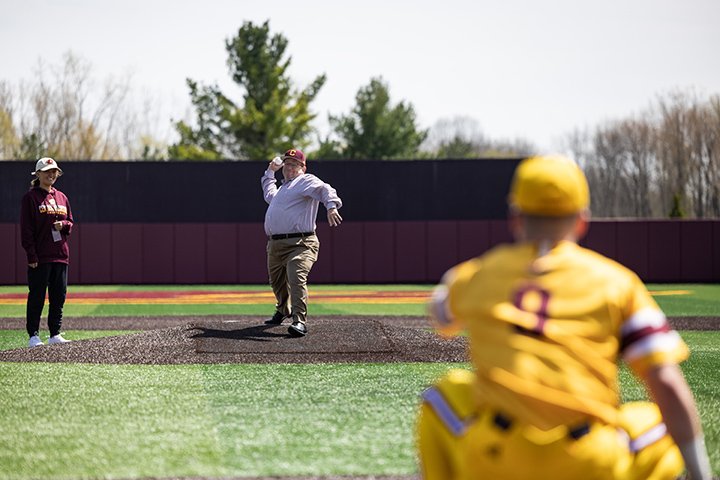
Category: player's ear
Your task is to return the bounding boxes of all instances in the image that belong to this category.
[573,209,590,240]
[508,207,525,241]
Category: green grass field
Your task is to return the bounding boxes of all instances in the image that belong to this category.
[0,284,718,479]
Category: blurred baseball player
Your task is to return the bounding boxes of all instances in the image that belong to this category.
[417,155,712,479]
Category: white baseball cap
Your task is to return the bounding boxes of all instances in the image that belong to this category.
[32,157,63,176]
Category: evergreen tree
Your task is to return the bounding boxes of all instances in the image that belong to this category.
[169,20,326,160]
[321,77,427,160]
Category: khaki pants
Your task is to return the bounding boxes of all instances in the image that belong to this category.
[266,235,319,324]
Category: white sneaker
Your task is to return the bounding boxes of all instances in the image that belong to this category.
[29,335,44,347]
[48,334,70,345]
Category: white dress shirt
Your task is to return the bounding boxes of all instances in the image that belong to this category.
[261,170,342,236]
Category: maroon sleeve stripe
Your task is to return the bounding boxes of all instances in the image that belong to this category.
[620,323,670,352]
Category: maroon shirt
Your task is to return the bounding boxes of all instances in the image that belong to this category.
[20,187,74,265]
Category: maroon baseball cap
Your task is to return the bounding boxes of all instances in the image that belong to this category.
[282,148,306,166]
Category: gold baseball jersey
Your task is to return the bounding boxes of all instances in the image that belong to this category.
[430,240,689,431]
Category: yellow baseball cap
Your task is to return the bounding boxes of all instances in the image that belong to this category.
[509,155,589,216]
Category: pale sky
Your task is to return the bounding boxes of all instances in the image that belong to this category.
[1,0,719,152]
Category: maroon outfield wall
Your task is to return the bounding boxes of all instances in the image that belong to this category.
[1,219,719,285]
[1,159,718,284]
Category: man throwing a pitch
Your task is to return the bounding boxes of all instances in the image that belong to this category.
[261,148,342,337]
[417,155,712,479]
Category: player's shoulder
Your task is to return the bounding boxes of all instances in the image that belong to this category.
[447,243,515,282]
[479,242,532,267]
[573,243,637,277]
[556,243,645,296]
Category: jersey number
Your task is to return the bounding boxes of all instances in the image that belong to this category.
[512,284,550,335]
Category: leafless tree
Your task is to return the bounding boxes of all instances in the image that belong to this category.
[591,124,628,216]
[705,96,720,216]
[0,52,167,160]
[617,118,655,217]
[565,89,720,218]
[0,82,20,158]
[654,90,720,217]
[685,95,719,217]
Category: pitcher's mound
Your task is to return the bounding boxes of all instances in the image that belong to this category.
[0,317,468,365]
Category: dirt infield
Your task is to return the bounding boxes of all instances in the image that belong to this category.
[0,316,468,364]
[0,315,716,365]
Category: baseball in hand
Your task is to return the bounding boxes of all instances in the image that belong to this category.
[272,157,283,166]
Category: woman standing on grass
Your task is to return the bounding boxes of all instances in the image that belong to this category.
[20,157,74,348]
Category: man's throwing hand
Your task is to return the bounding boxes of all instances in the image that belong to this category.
[269,157,283,172]
[328,208,343,227]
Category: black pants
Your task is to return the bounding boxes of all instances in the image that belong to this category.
[26,263,68,338]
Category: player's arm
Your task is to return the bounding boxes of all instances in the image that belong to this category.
[620,275,712,480]
[641,364,712,480]
[428,283,457,336]
[428,264,473,337]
